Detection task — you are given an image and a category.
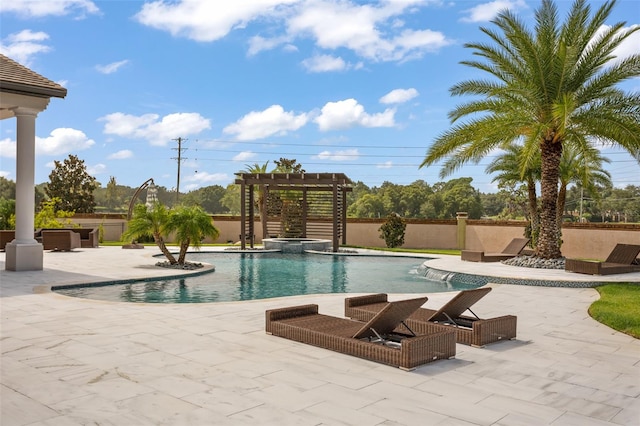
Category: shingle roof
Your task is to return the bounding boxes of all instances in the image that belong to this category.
[0,54,67,99]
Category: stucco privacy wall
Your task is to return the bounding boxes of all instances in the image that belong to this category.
[70,215,639,261]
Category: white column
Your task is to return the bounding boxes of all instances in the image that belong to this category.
[14,108,38,243]
[5,107,43,271]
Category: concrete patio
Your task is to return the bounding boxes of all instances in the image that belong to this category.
[1,247,639,425]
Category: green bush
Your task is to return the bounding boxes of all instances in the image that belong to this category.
[379,213,406,248]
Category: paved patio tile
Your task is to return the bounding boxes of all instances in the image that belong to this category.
[1,247,638,425]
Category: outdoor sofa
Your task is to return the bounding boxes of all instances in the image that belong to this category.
[565,243,640,275]
[35,228,98,248]
[461,238,531,262]
[40,230,81,251]
[345,288,517,347]
[0,230,15,251]
[266,297,456,370]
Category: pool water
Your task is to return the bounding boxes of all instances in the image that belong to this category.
[54,252,479,303]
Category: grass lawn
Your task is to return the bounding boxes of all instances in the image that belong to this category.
[589,283,640,339]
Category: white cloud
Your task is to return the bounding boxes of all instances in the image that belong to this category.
[36,128,95,156]
[0,138,16,159]
[0,170,10,179]
[135,1,450,63]
[314,98,395,131]
[0,30,51,66]
[107,150,133,160]
[593,24,640,67]
[314,149,359,161]
[302,54,346,72]
[377,161,393,169]
[183,171,230,185]
[96,59,129,74]
[87,163,106,176]
[135,0,298,42]
[460,0,526,23]
[286,0,450,62]
[233,151,257,161]
[300,54,363,73]
[223,105,309,141]
[0,0,99,18]
[380,88,419,104]
[248,35,293,56]
[100,112,211,146]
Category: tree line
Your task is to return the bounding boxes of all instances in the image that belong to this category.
[0,154,638,229]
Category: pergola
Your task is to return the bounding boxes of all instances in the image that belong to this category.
[235,173,353,252]
[1,54,67,271]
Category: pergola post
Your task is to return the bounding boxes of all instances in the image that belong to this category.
[342,188,347,245]
[332,181,338,252]
[240,181,246,250]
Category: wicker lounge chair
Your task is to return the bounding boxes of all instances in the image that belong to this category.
[266,297,456,370]
[345,288,517,347]
[461,238,531,262]
[565,244,640,275]
[41,230,81,251]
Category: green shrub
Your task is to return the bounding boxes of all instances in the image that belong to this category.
[379,213,406,248]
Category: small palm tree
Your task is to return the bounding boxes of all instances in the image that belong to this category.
[166,205,220,265]
[486,142,541,245]
[243,161,270,239]
[123,202,177,264]
[557,144,611,229]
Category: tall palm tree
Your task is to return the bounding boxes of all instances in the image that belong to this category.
[123,202,177,264]
[420,0,640,258]
[166,205,219,265]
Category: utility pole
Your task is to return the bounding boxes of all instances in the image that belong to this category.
[171,137,187,203]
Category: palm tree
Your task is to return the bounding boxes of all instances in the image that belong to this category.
[166,205,219,265]
[123,202,177,264]
[485,143,541,246]
[557,144,611,229]
[420,0,640,258]
[243,162,270,239]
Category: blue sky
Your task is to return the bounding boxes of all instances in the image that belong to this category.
[1,0,638,194]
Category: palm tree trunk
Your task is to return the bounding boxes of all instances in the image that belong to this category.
[527,177,539,248]
[154,234,177,264]
[537,138,563,259]
[178,239,189,264]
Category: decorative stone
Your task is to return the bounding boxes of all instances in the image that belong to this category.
[501,255,565,269]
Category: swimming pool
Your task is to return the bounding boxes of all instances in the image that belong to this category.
[53,252,480,303]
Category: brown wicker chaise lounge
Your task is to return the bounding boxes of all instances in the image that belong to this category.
[461,238,530,262]
[565,243,640,275]
[345,288,517,348]
[266,297,456,370]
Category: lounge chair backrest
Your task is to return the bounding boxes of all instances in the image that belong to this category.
[427,287,492,322]
[501,238,530,255]
[605,244,640,264]
[352,296,428,339]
